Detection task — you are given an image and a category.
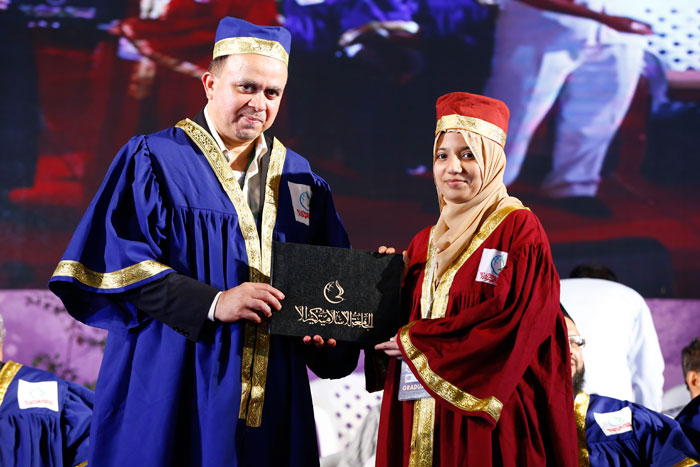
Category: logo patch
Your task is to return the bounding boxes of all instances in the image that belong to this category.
[593,407,633,436]
[476,248,508,285]
[17,380,59,412]
[288,182,312,225]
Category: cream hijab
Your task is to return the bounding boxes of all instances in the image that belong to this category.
[432,129,522,280]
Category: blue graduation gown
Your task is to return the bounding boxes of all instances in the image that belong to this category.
[0,361,93,467]
[575,392,699,466]
[677,395,700,454]
[49,118,357,466]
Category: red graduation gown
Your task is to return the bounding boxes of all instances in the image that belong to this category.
[376,207,577,466]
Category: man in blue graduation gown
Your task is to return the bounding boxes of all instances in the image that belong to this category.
[49,17,359,466]
[677,338,700,453]
[0,314,93,466]
[564,313,699,466]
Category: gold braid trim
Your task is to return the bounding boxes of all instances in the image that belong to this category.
[405,205,527,464]
[176,118,260,421]
[435,114,506,147]
[244,138,286,427]
[213,37,289,65]
[74,462,88,467]
[419,228,437,320]
[673,459,700,467]
[409,398,436,467]
[400,321,502,421]
[52,260,172,290]
[574,392,591,467]
[239,322,257,420]
[0,361,22,408]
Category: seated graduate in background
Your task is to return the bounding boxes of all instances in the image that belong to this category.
[564,311,699,466]
[677,337,700,453]
[0,313,93,466]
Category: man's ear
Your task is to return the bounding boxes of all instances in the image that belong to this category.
[687,370,700,397]
[202,71,215,100]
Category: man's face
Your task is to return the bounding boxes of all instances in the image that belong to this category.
[565,317,586,394]
[202,54,288,148]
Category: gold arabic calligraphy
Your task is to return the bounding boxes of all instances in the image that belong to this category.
[294,306,374,330]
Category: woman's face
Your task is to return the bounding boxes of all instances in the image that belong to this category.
[433,131,483,205]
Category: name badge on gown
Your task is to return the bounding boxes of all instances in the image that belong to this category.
[398,361,431,401]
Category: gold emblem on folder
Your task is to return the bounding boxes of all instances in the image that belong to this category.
[323,280,345,304]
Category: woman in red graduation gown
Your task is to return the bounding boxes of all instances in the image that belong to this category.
[374,92,577,466]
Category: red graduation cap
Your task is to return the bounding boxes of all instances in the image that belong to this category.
[435,92,510,147]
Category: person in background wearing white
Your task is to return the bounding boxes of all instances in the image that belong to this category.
[560,277,664,410]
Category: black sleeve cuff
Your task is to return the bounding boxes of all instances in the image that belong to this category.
[120,273,220,341]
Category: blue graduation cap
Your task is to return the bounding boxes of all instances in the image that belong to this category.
[213,17,291,66]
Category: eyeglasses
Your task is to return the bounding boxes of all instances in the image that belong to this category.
[568,336,586,348]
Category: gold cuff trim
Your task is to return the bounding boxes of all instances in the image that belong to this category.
[52,260,172,290]
[574,391,591,467]
[0,361,22,408]
[213,37,289,65]
[400,321,503,421]
[674,459,700,467]
[74,461,88,467]
[176,119,287,427]
[435,114,506,147]
[409,398,436,467]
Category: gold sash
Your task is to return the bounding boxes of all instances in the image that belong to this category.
[176,119,286,427]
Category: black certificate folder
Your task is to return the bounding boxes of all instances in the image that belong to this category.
[270,241,403,346]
